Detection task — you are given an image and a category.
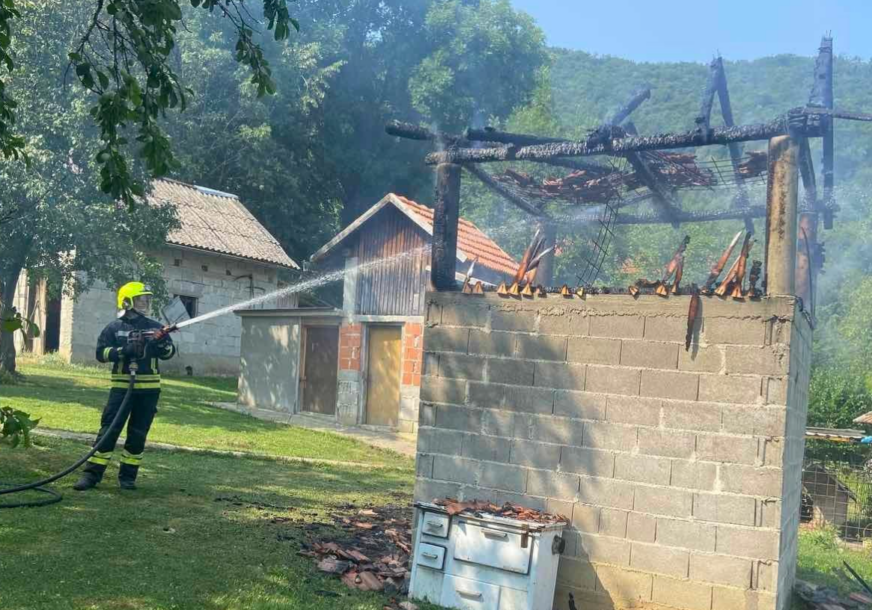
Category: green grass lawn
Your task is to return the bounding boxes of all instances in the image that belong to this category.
[1,436,417,610]
[2,357,410,468]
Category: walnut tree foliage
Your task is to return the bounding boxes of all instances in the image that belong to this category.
[0,0,298,210]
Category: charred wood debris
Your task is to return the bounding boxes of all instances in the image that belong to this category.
[461,229,762,352]
[794,560,872,609]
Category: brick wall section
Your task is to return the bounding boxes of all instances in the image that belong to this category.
[339,323,362,371]
[399,322,424,434]
[415,292,812,610]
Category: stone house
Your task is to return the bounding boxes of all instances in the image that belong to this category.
[235,193,518,434]
[13,178,300,374]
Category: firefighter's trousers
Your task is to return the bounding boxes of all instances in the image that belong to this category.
[83,388,159,482]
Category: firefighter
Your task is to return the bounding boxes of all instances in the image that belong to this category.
[73,282,176,491]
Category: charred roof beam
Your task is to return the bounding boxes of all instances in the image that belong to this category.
[464,164,545,218]
[623,121,681,228]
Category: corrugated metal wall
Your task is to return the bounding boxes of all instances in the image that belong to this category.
[355,206,429,316]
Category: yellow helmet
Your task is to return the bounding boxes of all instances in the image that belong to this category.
[117,282,153,310]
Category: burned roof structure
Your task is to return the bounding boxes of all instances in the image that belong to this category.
[387,36,867,309]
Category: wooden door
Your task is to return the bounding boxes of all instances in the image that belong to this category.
[301,326,339,415]
[365,326,401,426]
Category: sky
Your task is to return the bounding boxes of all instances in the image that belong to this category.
[509,0,871,63]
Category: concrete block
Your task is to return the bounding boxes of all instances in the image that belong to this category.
[652,576,713,610]
[546,499,576,524]
[491,309,536,332]
[584,422,638,452]
[578,533,631,566]
[414,478,462,503]
[535,362,586,391]
[417,428,463,455]
[627,512,656,543]
[614,453,671,486]
[528,470,580,501]
[635,486,692,518]
[594,565,654,602]
[662,400,722,433]
[468,330,516,357]
[438,353,485,380]
[561,447,615,478]
[461,434,512,462]
[690,553,752,588]
[433,455,480,485]
[434,405,482,433]
[419,404,436,427]
[479,462,527,493]
[517,335,568,361]
[656,518,716,552]
[488,358,534,386]
[504,386,555,415]
[510,439,561,470]
[540,312,590,337]
[712,587,776,610]
[694,493,757,526]
[590,315,645,339]
[554,391,607,421]
[556,556,597,589]
[487,490,547,512]
[527,416,585,446]
[586,366,641,396]
[578,477,636,510]
[716,526,779,560]
[607,396,661,427]
[640,369,699,401]
[441,302,488,327]
[644,315,688,343]
[638,429,695,459]
[679,345,725,373]
[481,409,514,438]
[720,465,782,497]
[572,503,601,533]
[416,454,434,478]
[420,377,466,404]
[699,374,763,404]
[424,326,469,353]
[758,499,781,528]
[724,345,788,376]
[599,508,628,537]
[696,434,759,465]
[703,317,766,346]
[765,377,788,405]
[671,461,718,491]
[620,340,679,370]
[630,543,689,578]
[566,337,622,365]
[755,559,777,592]
[721,406,785,437]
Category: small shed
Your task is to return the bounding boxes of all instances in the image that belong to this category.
[802,462,857,528]
[235,193,517,434]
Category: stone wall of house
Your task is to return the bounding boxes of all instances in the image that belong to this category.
[62,248,289,374]
[415,292,812,610]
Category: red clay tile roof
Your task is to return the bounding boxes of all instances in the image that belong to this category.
[392,196,518,277]
[149,179,299,269]
[310,193,518,277]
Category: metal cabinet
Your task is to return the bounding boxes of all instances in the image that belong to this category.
[409,502,566,610]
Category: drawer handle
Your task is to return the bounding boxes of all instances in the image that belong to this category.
[483,530,508,539]
[456,589,483,600]
[425,521,445,529]
[421,552,439,559]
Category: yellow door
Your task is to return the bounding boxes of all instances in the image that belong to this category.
[366,327,401,426]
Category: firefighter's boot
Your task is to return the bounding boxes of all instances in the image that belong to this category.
[118,457,140,491]
[73,471,102,491]
[74,454,110,491]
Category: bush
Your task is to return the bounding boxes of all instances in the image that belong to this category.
[806,364,872,462]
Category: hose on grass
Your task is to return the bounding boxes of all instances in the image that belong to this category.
[0,372,136,509]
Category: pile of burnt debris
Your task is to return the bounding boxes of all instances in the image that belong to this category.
[433,498,569,524]
[795,579,872,609]
[299,504,413,602]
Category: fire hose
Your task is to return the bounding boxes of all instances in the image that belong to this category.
[0,325,177,509]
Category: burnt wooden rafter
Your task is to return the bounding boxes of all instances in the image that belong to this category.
[695,58,721,139]
[798,137,818,209]
[809,36,834,228]
[464,164,545,217]
[623,121,681,227]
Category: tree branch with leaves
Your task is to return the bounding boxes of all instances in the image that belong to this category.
[0,0,297,209]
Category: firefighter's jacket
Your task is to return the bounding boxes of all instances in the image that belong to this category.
[95,312,177,391]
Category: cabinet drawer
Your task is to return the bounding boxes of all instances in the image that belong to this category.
[421,511,450,538]
[441,575,501,610]
[453,520,532,575]
[416,543,446,570]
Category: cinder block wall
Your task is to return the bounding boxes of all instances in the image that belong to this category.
[415,292,811,610]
